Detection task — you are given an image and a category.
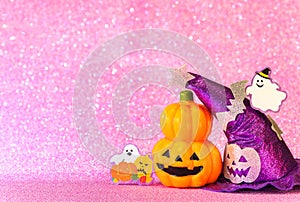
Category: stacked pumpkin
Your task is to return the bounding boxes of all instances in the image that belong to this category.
[152,90,222,187]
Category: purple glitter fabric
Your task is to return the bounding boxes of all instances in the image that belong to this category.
[226,99,297,183]
[186,73,300,191]
[186,72,234,114]
[204,159,300,192]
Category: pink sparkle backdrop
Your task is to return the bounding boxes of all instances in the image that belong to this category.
[0,0,299,200]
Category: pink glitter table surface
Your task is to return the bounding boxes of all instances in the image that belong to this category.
[0,0,299,201]
[1,180,300,201]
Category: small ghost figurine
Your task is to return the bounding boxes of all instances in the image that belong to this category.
[110,144,141,164]
[246,68,287,113]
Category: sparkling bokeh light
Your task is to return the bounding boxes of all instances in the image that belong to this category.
[0,1,299,184]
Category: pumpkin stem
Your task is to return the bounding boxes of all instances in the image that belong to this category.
[180,90,194,101]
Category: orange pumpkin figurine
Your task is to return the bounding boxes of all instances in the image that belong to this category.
[111,162,138,183]
[152,90,222,187]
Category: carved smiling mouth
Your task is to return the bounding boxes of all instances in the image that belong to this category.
[157,163,203,176]
[256,84,264,88]
[137,168,147,175]
[227,166,251,177]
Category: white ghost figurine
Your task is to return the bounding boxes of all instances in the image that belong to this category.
[246,67,287,113]
[109,144,141,164]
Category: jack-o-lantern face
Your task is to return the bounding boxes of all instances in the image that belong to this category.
[223,144,261,184]
[153,139,222,187]
[134,155,153,177]
[153,90,222,188]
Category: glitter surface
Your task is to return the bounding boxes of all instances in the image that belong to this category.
[0,0,299,200]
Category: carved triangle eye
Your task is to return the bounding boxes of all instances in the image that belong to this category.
[190,152,199,160]
[162,150,170,158]
[227,154,230,159]
[175,155,183,162]
[239,155,247,162]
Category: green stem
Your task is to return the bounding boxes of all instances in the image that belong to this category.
[180,90,194,101]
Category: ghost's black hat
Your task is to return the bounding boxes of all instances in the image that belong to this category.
[256,67,271,79]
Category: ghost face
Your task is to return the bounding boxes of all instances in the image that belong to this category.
[255,77,265,88]
[223,144,261,184]
[123,144,140,157]
[252,74,270,89]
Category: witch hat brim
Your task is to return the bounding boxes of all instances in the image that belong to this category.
[204,159,300,192]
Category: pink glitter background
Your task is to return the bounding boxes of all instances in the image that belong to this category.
[1,0,299,201]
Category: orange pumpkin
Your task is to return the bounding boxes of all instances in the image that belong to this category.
[160,90,212,142]
[111,162,138,182]
[153,139,222,187]
[153,90,222,187]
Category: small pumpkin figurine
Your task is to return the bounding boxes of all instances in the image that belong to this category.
[111,162,138,183]
[152,90,222,187]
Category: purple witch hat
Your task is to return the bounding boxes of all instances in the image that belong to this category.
[186,72,300,192]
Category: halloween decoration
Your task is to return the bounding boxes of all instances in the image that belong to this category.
[111,162,138,183]
[134,155,153,184]
[110,144,141,164]
[223,144,261,184]
[184,69,300,191]
[160,90,212,142]
[246,68,287,113]
[153,90,222,188]
[110,144,154,185]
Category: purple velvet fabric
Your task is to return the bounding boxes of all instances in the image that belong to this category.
[186,72,300,191]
